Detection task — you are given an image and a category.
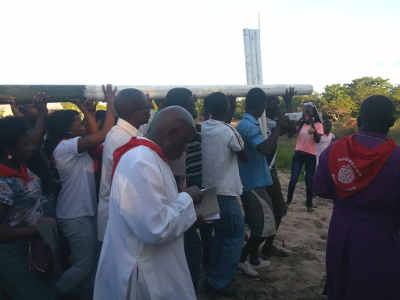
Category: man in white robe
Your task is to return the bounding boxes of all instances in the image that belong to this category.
[94,106,202,300]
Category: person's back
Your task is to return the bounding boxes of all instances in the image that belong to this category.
[201,92,245,297]
[314,95,400,300]
[236,114,273,191]
[201,119,243,195]
[54,137,96,219]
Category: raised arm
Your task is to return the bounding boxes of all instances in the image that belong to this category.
[29,92,48,148]
[77,84,116,153]
[77,98,99,135]
[9,98,24,117]
[283,87,295,113]
[257,125,279,157]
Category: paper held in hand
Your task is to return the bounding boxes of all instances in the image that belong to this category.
[196,187,220,221]
[285,112,303,121]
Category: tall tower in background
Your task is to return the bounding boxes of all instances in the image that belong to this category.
[243,28,263,85]
[243,23,268,136]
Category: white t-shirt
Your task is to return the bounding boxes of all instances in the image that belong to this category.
[201,119,244,196]
[317,132,335,160]
[54,137,97,219]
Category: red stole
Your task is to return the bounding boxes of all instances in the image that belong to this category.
[328,134,397,198]
[112,137,167,180]
[0,163,32,183]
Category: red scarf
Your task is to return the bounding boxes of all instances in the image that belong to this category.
[90,144,104,173]
[0,163,33,183]
[112,137,167,180]
[328,134,397,198]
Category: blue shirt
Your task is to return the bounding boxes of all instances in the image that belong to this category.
[236,113,273,191]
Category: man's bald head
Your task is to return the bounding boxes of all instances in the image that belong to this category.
[147,106,195,160]
[115,88,152,128]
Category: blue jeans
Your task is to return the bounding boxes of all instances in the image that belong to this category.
[207,196,244,289]
[287,151,316,208]
[56,216,98,298]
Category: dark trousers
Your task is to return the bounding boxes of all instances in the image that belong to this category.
[199,223,213,267]
[184,225,203,292]
[262,168,287,254]
[241,235,265,262]
[287,151,316,208]
[266,168,287,230]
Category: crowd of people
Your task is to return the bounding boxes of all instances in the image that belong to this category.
[0,84,398,300]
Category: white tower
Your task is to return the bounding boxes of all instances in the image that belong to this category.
[243,28,263,85]
[243,25,269,136]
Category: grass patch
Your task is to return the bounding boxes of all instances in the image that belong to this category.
[276,137,296,170]
[276,136,305,181]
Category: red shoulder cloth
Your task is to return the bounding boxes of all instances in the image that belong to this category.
[0,163,32,183]
[328,134,397,198]
[111,137,167,181]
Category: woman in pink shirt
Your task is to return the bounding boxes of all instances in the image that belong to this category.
[287,103,323,212]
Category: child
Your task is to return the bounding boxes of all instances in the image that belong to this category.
[316,119,335,165]
[202,92,245,297]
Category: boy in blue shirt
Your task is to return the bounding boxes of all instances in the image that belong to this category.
[236,88,278,276]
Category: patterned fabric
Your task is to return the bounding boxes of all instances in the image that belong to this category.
[0,169,44,227]
[241,187,276,238]
[186,124,202,187]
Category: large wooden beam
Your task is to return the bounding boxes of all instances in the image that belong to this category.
[0,84,313,104]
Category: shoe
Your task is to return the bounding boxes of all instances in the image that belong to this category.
[205,281,238,297]
[307,207,314,213]
[270,245,289,257]
[238,261,259,277]
[251,258,271,269]
[250,254,271,268]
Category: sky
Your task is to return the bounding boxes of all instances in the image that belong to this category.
[0,0,399,92]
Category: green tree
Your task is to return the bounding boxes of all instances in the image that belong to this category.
[320,84,356,121]
[234,98,246,120]
[195,99,204,121]
[291,92,322,112]
[344,77,392,116]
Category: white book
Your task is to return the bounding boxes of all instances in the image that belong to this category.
[196,187,220,219]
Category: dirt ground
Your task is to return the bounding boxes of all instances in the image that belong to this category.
[199,171,333,300]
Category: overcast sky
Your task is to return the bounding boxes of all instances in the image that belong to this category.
[1,0,399,91]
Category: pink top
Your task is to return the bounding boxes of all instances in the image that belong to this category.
[295,123,323,155]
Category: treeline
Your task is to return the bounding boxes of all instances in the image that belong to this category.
[289,77,400,123]
[211,77,400,124]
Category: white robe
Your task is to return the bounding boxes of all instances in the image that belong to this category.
[94,144,197,300]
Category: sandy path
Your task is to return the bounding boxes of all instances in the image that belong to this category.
[199,171,332,300]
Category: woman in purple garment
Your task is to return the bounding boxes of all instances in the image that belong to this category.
[314,95,400,300]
